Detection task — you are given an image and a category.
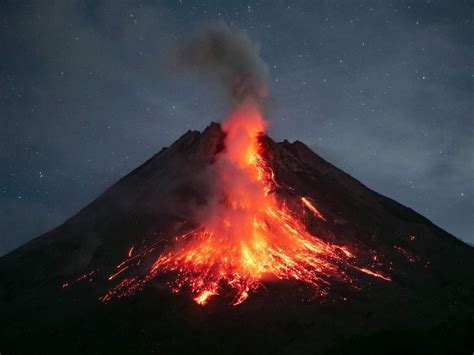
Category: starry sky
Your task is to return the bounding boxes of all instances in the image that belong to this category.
[1,0,472,255]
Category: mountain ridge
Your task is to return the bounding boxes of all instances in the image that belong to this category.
[1,122,473,354]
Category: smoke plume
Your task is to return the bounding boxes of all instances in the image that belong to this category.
[176,22,268,107]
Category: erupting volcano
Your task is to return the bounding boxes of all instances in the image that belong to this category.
[95,100,391,306]
[60,24,393,306]
[2,117,474,354]
[2,24,473,355]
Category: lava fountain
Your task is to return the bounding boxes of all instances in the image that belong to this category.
[95,100,391,306]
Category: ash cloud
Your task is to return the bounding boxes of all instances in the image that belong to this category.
[176,22,269,107]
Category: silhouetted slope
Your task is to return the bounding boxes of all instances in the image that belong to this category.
[1,123,473,354]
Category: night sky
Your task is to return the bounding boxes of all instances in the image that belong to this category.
[1,1,472,255]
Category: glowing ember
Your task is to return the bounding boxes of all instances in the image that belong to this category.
[80,99,392,306]
[355,267,392,281]
[62,269,98,288]
[194,290,219,305]
[301,197,327,221]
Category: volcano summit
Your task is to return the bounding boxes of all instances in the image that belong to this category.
[1,111,473,353]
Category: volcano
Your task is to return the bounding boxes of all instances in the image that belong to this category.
[1,115,473,354]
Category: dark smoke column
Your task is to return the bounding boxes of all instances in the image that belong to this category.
[176,22,269,108]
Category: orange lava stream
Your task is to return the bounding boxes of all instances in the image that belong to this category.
[301,197,327,221]
[97,100,391,305]
[356,268,392,281]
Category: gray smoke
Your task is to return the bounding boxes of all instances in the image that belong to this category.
[176,22,268,107]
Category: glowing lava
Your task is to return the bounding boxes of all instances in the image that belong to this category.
[94,100,391,305]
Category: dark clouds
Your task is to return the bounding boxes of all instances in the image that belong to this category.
[0,1,472,255]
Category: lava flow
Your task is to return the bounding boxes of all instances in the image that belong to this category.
[88,100,392,306]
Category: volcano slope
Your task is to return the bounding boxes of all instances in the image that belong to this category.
[1,122,473,354]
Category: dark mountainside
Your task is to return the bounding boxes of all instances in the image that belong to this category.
[1,122,473,354]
